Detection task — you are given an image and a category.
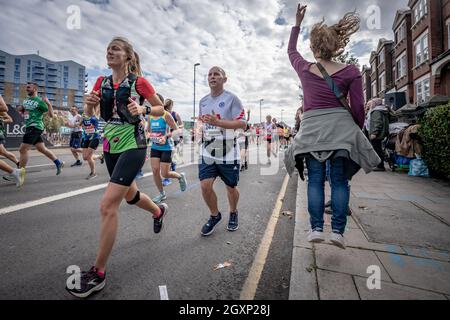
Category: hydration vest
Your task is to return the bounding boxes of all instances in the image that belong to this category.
[100,74,145,124]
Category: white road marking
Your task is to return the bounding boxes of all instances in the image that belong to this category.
[159,285,169,300]
[0,163,193,216]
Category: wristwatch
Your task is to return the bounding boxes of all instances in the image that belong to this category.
[145,105,152,115]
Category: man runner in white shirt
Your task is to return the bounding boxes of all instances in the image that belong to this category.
[198,66,247,236]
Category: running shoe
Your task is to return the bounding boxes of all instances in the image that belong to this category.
[227,211,239,231]
[65,266,106,298]
[16,167,26,188]
[99,154,105,164]
[86,172,98,180]
[162,178,171,186]
[154,203,168,233]
[70,160,82,167]
[56,161,64,175]
[152,192,167,204]
[201,212,222,236]
[178,172,187,192]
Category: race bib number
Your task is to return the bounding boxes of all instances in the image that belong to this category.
[150,132,164,145]
[85,126,95,134]
[203,124,222,141]
[24,111,30,120]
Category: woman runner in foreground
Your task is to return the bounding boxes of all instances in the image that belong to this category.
[66,37,166,298]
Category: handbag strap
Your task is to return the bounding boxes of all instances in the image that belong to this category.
[315,63,357,123]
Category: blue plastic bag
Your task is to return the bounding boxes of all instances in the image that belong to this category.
[408,157,429,177]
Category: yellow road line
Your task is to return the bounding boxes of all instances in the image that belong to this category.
[240,173,290,300]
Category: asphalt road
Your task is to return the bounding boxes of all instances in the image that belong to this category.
[0,145,297,300]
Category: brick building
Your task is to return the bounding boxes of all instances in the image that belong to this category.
[392,9,415,103]
[369,51,378,100]
[430,0,450,97]
[376,39,395,97]
[362,65,372,102]
[408,0,449,103]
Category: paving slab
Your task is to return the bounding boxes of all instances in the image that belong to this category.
[401,247,450,263]
[375,252,450,295]
[316,269,359,300]
[314,245,392,282]
[289,247,318,300]
[342,227,404,254]
[350,198,450,251]
[354,276,447,300]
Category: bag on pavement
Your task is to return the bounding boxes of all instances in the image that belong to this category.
[408,156,429,177]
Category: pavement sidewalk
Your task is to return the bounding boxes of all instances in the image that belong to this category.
[289,170,450,300]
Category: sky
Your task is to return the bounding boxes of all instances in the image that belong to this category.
[0,0,409,126]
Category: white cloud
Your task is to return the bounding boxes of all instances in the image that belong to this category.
[0,0,408,126]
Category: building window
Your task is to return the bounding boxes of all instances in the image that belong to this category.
[395,22,406,44]
[378,72,386,93]
[371,82,377,97]
[396,54,407,80]
[379,49,385,65]
[15,58,21,65]
[415,77,430,103]
[447,20,450,50]
[371,61,376,72]
[415,32,429,67]
[413,0,428,24]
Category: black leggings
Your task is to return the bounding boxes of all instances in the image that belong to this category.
[371,139,385,168]
[104,149,147,186]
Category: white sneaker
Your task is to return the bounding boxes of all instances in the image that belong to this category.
[330,232,346,249]
[307,230,325,243]
[9,168,25,188]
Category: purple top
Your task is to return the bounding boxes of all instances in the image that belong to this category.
[288,27,365,128]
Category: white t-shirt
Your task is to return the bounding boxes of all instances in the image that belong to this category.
[265,122,275,137]
[199,90,246,164]
[68,113,83,133]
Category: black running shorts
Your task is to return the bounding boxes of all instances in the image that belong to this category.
[81,138,100,150]
[23,127,44,145]
[150,148,172,163]
[104,148,147,187]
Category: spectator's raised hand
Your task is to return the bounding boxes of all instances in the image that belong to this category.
[296,4,307,27]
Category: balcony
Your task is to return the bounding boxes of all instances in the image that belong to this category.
[32,68,44,75]
[46,88,57,94]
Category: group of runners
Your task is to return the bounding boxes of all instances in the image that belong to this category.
[0,36,287,299]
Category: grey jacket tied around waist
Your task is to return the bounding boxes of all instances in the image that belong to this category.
[284,107,381,177]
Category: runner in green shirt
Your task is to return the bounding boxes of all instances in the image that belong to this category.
[17,82,64,179]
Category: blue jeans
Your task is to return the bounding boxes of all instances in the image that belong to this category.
[306,157,349,234]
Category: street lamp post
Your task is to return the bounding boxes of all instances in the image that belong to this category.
[259,99,264,124]
[193,63,200,126]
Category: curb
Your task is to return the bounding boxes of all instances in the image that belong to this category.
[289,174,319,300]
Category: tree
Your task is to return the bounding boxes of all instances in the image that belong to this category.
[43,114,64,134]
[335,52,360,68]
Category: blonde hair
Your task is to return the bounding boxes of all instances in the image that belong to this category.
[310,12,360,60]
[109,37,143,76]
